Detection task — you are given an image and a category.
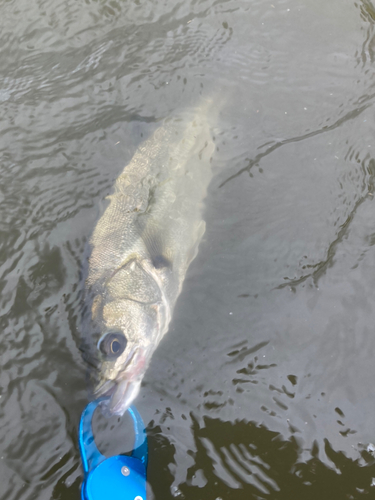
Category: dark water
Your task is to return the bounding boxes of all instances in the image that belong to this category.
[2,0,375,498]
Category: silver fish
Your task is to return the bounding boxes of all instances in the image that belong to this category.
[84,98,217,416]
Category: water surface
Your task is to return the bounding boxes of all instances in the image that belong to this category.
[2,0,375,498]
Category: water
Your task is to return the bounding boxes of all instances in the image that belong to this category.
[2,0,375,498]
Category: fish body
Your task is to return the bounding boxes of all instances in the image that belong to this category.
[84,98,217,415]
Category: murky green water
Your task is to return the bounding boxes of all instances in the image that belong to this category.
[2,0,375,498]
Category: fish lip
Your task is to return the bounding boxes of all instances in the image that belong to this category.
[95,378,142,416]
[93,378,116,398]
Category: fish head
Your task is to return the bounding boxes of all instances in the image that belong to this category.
[93,301,160,415]
[85,258,168,416]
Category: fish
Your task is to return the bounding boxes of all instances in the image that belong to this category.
[82,97,218,416]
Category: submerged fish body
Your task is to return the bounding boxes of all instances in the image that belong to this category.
[84,98,217,415]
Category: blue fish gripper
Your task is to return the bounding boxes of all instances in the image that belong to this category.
[79,399,148,500]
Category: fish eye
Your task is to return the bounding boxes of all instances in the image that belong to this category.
[99,332,127,359]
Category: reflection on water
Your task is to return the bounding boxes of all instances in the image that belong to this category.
[2,0,375,498]
[147,416,375,499]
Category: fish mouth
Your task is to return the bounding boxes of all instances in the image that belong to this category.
[93,378,117,399]
[94,377,142,416]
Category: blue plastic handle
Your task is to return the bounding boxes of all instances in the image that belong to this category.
[79,399,148,500]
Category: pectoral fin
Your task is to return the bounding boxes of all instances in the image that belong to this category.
[139,223,173,270]
[186,220,206,267]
